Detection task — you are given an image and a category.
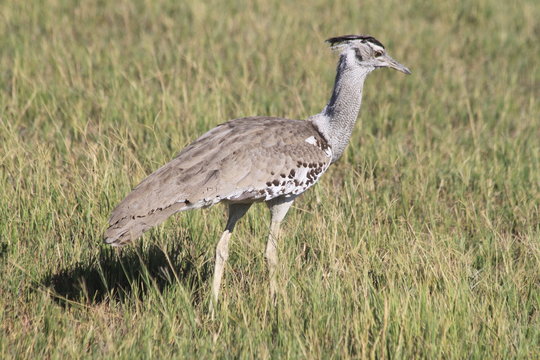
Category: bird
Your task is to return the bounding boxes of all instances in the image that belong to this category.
[104,35,410,309]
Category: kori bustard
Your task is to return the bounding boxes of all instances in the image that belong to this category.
[105,35,410,307]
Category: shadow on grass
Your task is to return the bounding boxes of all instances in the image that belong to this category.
[0,242,8,261]
[40,241,212,306]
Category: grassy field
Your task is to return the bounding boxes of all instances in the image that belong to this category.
[1,0,539,358]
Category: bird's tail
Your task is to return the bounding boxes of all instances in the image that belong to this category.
[104,202,188,247]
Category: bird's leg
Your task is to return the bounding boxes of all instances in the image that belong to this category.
[210,203,251,317]
[266,197,295,303]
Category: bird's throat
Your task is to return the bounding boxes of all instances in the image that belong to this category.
[310,56,370,163]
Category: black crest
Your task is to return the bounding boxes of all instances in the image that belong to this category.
[325,35,385,49]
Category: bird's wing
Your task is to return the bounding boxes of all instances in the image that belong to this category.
[105,117,331,245]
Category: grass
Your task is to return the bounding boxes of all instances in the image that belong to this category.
[1,0,539,358]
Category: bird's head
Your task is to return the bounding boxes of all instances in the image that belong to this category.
[326,35,411,75]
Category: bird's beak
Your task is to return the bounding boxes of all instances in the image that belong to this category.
[383,54,411,75]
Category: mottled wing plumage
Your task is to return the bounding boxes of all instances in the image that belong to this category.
[105,117,331,246]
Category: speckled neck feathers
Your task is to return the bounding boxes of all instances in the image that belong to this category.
[310,54,372,163]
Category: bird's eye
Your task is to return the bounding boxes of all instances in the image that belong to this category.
[374,51,383,57]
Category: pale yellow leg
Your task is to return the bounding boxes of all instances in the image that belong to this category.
[212,229,232,304]
[265,197,295,302]
[210,203,251,317]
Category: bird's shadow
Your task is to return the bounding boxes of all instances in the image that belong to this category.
[0,242,8,261]
[40,241,212,306]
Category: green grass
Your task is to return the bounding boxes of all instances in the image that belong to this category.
[1,0,539,358]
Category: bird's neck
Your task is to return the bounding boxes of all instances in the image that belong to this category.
[310,55,371,163]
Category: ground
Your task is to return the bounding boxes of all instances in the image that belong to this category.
[0,0,539,358]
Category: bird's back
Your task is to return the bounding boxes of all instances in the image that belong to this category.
[105,116,332,246]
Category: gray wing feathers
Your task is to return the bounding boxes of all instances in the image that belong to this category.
[104,117,330,246]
